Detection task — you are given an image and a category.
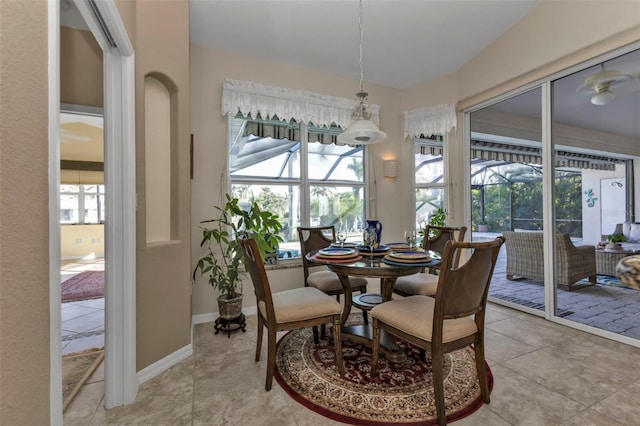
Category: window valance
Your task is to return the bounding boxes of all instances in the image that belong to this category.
[404,104,457,139]
[221,79,380,129]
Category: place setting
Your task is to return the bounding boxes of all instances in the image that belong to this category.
[382,249,440,267]
[310,247,362,263]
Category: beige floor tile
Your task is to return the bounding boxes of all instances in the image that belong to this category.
[487,314,581,348]
[591,379,640,425]
[487,364,585,425]
[454,404,511,426]
[63,382,104,426]
[561,408,625,426]
[485,328,537,363]
[503,349,633,406]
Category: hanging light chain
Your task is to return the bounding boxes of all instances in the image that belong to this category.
[359,0,364,94]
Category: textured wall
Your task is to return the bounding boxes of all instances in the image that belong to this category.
[60,27,103,107]
[0,1,51,424]
[133,0,193,370]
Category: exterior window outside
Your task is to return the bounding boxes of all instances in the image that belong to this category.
[229,114,366,257]
[414,136,445,229]
[60,184,105,224]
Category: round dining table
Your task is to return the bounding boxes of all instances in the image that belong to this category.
[308,250,441,364]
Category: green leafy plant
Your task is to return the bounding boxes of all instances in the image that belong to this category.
[193,194,283,299]
[608,233,627,244]
[427,208,447,238]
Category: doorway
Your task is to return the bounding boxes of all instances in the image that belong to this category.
[50,0,136,422]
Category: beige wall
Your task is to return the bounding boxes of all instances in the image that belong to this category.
[133,0,192,370]
[0,1,51,424]
[61,225,105,259]
[60,26,103,107]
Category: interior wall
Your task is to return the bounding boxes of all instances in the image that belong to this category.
[133,0,192,370]
[0,1,51,424]
[61,225,105,259]
[60,26,103,107]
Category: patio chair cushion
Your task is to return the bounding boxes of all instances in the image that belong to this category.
[258,287,342,323]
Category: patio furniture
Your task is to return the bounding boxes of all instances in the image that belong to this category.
[502,231,596,291]
[370,237,505,426]
[595,248,638,276]
[237,236,345,391]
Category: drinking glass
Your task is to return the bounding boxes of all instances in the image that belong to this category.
[363,229,374,256]
[337,230,347,248]
[405,230,417,249]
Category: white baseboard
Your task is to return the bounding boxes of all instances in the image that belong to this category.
[137,344,193,385]
[192,307,257,325]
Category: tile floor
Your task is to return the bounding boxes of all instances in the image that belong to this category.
[63,301,640,425]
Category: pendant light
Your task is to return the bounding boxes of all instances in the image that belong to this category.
[337,0,387,145]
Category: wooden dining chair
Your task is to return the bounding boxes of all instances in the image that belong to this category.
[393,225,467,298]
[298,226,370,322]
[371,236,505,426]
[238,236,345,391]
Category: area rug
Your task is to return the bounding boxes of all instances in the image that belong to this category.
[62,348,104,412]
[62,271,104,303]
[274,327,492,425]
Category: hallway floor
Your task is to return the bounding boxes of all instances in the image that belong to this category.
[61,258,105,355]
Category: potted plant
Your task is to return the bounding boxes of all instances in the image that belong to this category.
[606,233,626,250]
[193,194,283,320]
[478,221,489,232]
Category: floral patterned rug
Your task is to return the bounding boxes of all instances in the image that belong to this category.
[274,325,491,425]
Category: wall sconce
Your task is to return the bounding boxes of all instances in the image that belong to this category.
[383,160,398,178]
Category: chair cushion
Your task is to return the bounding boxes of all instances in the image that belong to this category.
[393,273,438,296]
[371,296,477,343]
[307,270,367,292]
[259,287,341,324]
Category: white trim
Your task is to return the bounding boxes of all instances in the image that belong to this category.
[103,50,138,408]
[541,81,555,321]
[192,307,258,325]
[137,344,193,385]
[48,2,63,424]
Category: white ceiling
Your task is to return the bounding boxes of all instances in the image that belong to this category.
[189,0,540,89]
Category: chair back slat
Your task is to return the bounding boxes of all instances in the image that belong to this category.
[434,237,504,320]
[238,236,274,317]
[297,226,336,283]
[422,225,467,267]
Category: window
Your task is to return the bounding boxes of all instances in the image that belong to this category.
[229,114,366,256]
[60,184,105,224]
[414,135,445,229]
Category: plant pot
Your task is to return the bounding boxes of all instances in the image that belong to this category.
[217,294,243,320]
[606,243,622,251]
[478,224,489,232]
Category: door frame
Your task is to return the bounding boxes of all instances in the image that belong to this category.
[49,0,137,421]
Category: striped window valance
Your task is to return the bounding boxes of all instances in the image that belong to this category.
[471,140,622,171]
[243,115,344,145]
[416,135,444,156]
[222,78,380,129]
[404,104,456,139]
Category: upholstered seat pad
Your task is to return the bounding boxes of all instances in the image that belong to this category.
[259,287,341,323]
[371,296,477,343]
[393,273,438,296]
[307,270,367,292]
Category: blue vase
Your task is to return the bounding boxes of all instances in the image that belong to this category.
[365,220,383,245]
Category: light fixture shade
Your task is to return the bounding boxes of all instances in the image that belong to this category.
[337,118,387,145]
[383,160,398,178]
[591,90,615,105]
